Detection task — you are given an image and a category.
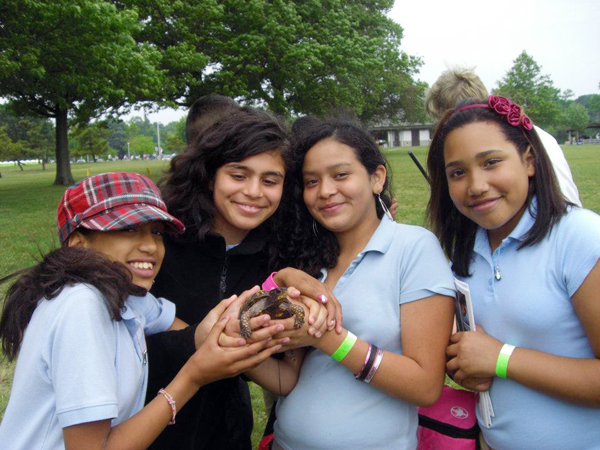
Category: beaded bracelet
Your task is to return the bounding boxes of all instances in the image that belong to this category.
[495,344,516,379]
[364,347,384,384]
[331,331,357,363]
[158,388,176,425]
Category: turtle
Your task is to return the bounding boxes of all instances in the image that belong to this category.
[238,287,305,339]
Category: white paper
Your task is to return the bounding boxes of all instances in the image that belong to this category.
[453,278,494,427]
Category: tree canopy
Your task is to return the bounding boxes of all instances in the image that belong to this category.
[119,0,424,123]
[493,51,561,129]
[0,0,164,184]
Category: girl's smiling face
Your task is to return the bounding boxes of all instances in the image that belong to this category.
[443,121,535,250]
[211,151,285,245]
[71,221,166,291]
[302,138,385,237]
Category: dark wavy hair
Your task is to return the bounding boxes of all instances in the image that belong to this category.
[426,99,568,277]
[160,107,292,239]
[271,118,393,278]
[0,246,145,360]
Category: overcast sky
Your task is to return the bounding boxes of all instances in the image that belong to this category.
[141,0,600,124]
[390,0,600,97]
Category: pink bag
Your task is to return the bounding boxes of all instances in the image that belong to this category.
[417,386,480,450]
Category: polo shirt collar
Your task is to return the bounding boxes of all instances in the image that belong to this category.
[320,215,395,282]
[120,295,144,336]
[362,215,395,255]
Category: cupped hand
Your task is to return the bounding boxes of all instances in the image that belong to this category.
[446,325,504,385]
[188,316,284,387]
[459,376,494,392]
[274,267,343,333]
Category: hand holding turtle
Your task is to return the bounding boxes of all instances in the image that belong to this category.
[274,268,343,333]
[184,316,284,387]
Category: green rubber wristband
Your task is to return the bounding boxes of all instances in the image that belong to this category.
[495,344,515,379]
[331,331,357,362]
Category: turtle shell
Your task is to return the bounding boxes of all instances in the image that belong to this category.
[238,287,305,339]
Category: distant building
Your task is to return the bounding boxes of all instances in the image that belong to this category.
[369,119,434,147]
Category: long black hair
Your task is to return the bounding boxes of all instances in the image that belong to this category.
[0,246,145,360]
[426,99,568,277]
[160,107,292,239]
[271,117,393,278]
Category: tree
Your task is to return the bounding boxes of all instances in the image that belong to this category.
[129,135,155,157]
[0,0,164,185]
[493,51,561,129]
[73,123,111,162]
[119,0,424,123]
[107,121,129,159]
[576,94,600,123]
[560,103,589,140]
[0,126,29,170]
[0,105,54,169]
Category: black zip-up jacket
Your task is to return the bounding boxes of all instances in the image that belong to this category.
[146,228,271,450]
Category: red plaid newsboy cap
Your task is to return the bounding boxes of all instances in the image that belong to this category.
[57,172,185,244]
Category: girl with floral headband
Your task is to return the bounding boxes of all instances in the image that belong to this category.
[427,96,600,449]
[0,172,283,450]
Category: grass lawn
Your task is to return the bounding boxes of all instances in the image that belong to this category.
[1,145,599,446]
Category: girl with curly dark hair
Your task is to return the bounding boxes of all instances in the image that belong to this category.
[146,102,342,450]
[269,118,455,450]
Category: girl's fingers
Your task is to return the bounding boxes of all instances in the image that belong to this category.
[300,296,320,326]
[219,333,245,348]
[446,342,458,357]
[265,337,291,348]
[206,316,231,343]
[449,332,464,344]
[248,314,271,331]
[446,356,459,374]
[246,323,285,343]
[311,303,329,337]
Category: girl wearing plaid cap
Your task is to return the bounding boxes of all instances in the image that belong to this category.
[0,172,284,450]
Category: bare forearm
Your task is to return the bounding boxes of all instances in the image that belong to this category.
[316,330,444,406]
[245,354,300,395]
[506,347,600,406]
[104,368,200,449]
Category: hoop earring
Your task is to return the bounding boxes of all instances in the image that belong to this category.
[377,193,393,221]
[312,219,319,237]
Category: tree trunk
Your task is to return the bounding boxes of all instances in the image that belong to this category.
[17,160,24,171]
[54,107,74,185]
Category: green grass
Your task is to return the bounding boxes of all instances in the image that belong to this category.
[1,146,599,446]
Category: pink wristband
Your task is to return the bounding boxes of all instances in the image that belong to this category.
[364,348,384,384]
[158,388,176,425]
[355,343,373,379]
[261,272,279,291]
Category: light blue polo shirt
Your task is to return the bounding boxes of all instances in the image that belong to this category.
[456,202,600,450]
[0,284,175,450]
[274,216,456,450]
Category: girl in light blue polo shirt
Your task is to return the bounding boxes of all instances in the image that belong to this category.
[427,96,600,450]
[269,119,456,450]
[0,172,282,450]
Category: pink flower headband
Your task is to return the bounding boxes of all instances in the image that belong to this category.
[454,95,533,130]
